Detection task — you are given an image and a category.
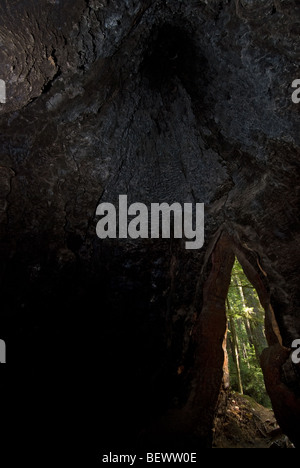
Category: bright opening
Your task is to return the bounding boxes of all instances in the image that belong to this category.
[226,258,271,408]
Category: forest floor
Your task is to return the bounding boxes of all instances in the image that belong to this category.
[213,392,294,449]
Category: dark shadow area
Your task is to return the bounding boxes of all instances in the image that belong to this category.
[141,23,208,100]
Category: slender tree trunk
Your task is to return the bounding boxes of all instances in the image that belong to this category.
[227,298,243,394]
[242,284,265,363]
[233,275,262,366]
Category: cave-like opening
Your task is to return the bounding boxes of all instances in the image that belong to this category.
[226,257,271,408]
[212,255,295,447]
[183,233,282,447]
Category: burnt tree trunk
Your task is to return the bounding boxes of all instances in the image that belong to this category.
[0,0,300,451]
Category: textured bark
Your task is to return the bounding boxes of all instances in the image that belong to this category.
[0,0,299,449]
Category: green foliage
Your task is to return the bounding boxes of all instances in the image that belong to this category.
[226,259,272,408]
[228,343,271,408]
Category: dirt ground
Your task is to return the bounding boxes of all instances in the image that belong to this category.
[213,392,295,449]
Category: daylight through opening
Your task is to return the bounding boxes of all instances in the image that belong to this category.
[226,258,271,408]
